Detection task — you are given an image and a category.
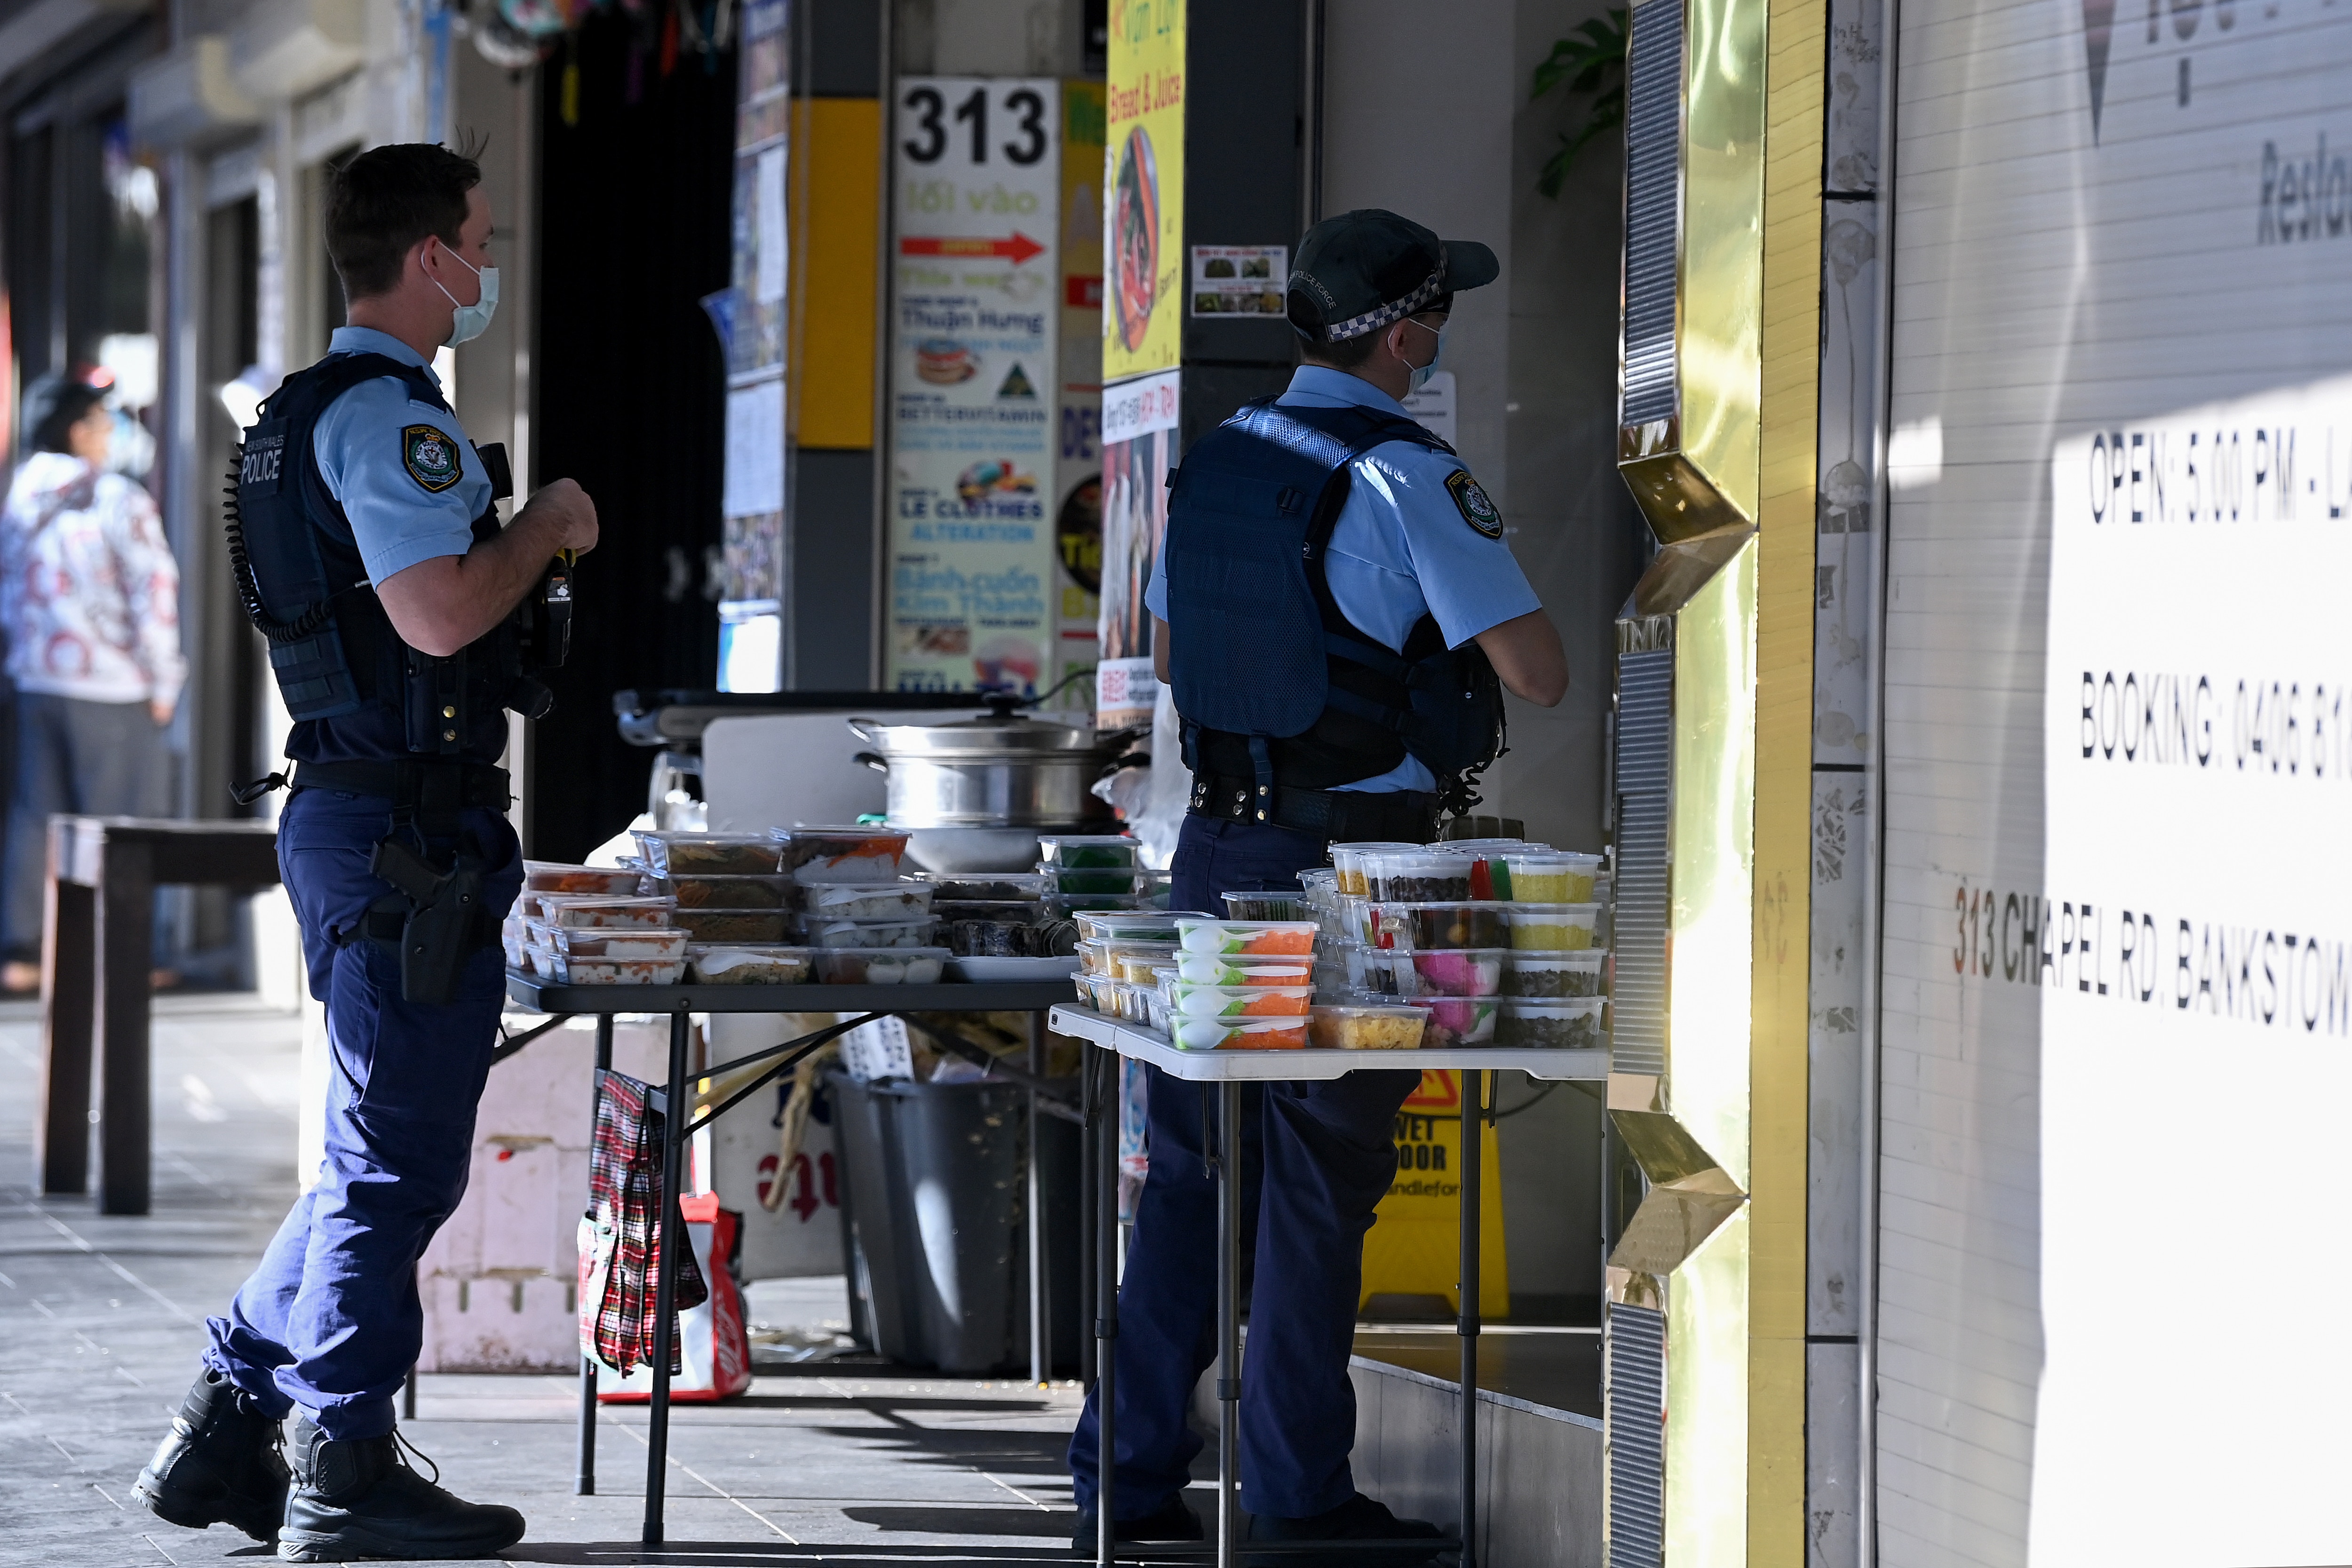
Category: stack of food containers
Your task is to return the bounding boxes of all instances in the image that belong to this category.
[1316,840,1611,1049]
[1035,835,1173,914]
[921,871,1068,959]
[506,862,690,984]
[1068,907,1195,1028]
[627,827,947,985]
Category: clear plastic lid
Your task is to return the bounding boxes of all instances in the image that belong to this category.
[795,881,937,915]
[1073,911,1201,941]
[915,871,1055,900]
[649,872,797,908]
[1363,850,1474,901]
[1167,983,1317,1018]
[771,827,914,883]
[1175,919,1319,956]
[1174,952,1316,985]
[523,861,643,895]
[531,893,679,929]
[629,833,783,876]
[1036,835,1141,868]
[1221,891,1312,921]
[685,944,817,983]
[808,947,951,984]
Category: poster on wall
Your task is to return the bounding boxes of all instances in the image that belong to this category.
[1096,0,1184,727]
[1094,367,1179,730]
[1188,244,1283,316]
[1051,79,1108,716]
[1100,0,1184,386]
[885,76,1061,695]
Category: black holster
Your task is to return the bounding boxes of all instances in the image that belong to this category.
[366,837,492,1007]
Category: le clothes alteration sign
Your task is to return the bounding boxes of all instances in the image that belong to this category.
[1881,0,2352,1558]
[886,78,1062,694]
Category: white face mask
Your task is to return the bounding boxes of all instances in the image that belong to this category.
[431,245,500,346]
[1398,316,1446,393]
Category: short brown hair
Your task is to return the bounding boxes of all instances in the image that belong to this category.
[324,142,481,302]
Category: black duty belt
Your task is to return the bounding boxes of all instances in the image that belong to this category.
[289,759,512,815]
[1188,772,1437,846]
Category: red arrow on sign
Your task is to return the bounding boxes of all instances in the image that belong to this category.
[900,231,1046,264]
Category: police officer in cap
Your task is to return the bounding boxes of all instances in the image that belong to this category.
[133,142,597,1560]
[1067,210,1565,1556]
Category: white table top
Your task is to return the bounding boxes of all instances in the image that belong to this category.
[1049,1005,1609,1082]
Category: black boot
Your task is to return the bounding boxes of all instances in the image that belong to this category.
[276,1417,525,1563]
[1071,1491,1203,1550]
[133,1367,291,1544]
[1246,1492,1445,1568]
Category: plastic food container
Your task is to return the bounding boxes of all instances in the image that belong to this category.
[652,873,795,909]
[1176,919,1318,956]
[1221,890,1311,921]
[771,826,914,885]
[1406,995,1498,1047]
[945,918,1058,958]
[1039,864,1153,896]
[1504,950,1607,997]
[1364,850,1471,902]
[1309,1004,1427,1050]
[631,833,781,876]
[1407,948,1507,997]
[786,914,938,950]
[1503,852,1605,905]
[919,872,1055,901]
[669,908,790,942]
[1112,951,1177,985]
[1174,954,1315,987]
[791,882,936,919]
[1037,835,1139,869]
[809,947,949,984]
[1071,972,1111,1011]
[528,924,690,959]
[1172,1014,1311,1051]
[542,954,688,985]
[1438,840,1537,900]
[687,945,814,985]
[523,861,643,896]
[1346,945,1414,997]
[1506,903,1603,951]
[1144,989,1173,1035]
[1168,983,1315,1019]
[1077,938,1180,976]
[1380,903,1511,951]
[532,894,679,930]
[1496,996,1607,1048]
[1330,842,1420,897]
[1074,911,1198,942]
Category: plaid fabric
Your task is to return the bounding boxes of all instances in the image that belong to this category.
[581,1070,708,1376]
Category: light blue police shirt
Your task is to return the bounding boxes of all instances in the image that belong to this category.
[1146,365,1542,793]
[310,326,493,587]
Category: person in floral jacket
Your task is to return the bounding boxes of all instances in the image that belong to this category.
[0,382,185,988]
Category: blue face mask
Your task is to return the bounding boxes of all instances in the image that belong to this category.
[431,247,500,346]
[1400,316,1446,393]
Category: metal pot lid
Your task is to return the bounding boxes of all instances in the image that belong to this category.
[847,710,1114,759]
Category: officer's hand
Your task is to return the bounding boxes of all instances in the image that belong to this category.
[521,477,600,557]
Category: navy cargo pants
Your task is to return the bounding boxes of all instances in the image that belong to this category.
[204,787,522,1439]
[1068,815,1419,1521]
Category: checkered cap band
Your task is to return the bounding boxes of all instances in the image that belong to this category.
[1315,245,1448,342]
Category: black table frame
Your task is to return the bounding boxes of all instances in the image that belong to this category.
[503,976,1077,1546]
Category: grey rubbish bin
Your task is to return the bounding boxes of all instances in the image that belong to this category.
[826,1069,1080,1374]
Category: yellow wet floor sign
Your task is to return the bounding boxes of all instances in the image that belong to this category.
[1359,1070,1509,1316]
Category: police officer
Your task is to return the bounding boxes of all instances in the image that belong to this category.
[133,143,596,1561]
[1068,210,1566,1558]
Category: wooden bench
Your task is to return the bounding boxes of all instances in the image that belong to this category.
[36,817,283,1215]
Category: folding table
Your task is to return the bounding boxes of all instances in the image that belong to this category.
[1048,1003,1607,1568]
[503,973,1077,1545]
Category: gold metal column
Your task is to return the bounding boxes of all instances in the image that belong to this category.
[1604,0,1821,1554]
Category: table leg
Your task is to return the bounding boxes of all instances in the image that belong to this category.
[1028,1010,1048,1385]
[1458,1070,1485,1568]
[95,840,154,1216]
[579,1015,613,1497]
[1094,1043,1118,1568]
[37,821,95,1196]
[1079,1043,1097,1390]
[1216,1080,1242,1568]
[643,1010,690,1546]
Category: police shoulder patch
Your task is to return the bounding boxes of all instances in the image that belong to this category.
[1446,468,1503,539]
[402,424,462,493]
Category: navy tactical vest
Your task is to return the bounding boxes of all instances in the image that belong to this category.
[229,352,542,768]
[1163,398,1504,797]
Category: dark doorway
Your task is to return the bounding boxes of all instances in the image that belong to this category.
[531,11,738,860]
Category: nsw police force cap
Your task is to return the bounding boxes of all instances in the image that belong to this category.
[1285,209,1500,344]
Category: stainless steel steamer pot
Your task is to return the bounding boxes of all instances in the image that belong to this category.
[847,710,1123,828]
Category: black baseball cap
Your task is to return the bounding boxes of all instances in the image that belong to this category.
[1285,209,1500,344]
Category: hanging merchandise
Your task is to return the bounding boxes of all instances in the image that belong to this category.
[577,1071,710,1377]
[885,77,1063,696]
[1095,0,1184,730]
[596,1195,755,1403]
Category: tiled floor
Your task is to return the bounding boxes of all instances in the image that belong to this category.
[0,996,1105,1566]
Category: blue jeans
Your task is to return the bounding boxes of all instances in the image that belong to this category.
[205,788,521,1438]
[1068,815,1419,1520]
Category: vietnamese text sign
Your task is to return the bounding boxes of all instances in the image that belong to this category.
[886,77,1061,695]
